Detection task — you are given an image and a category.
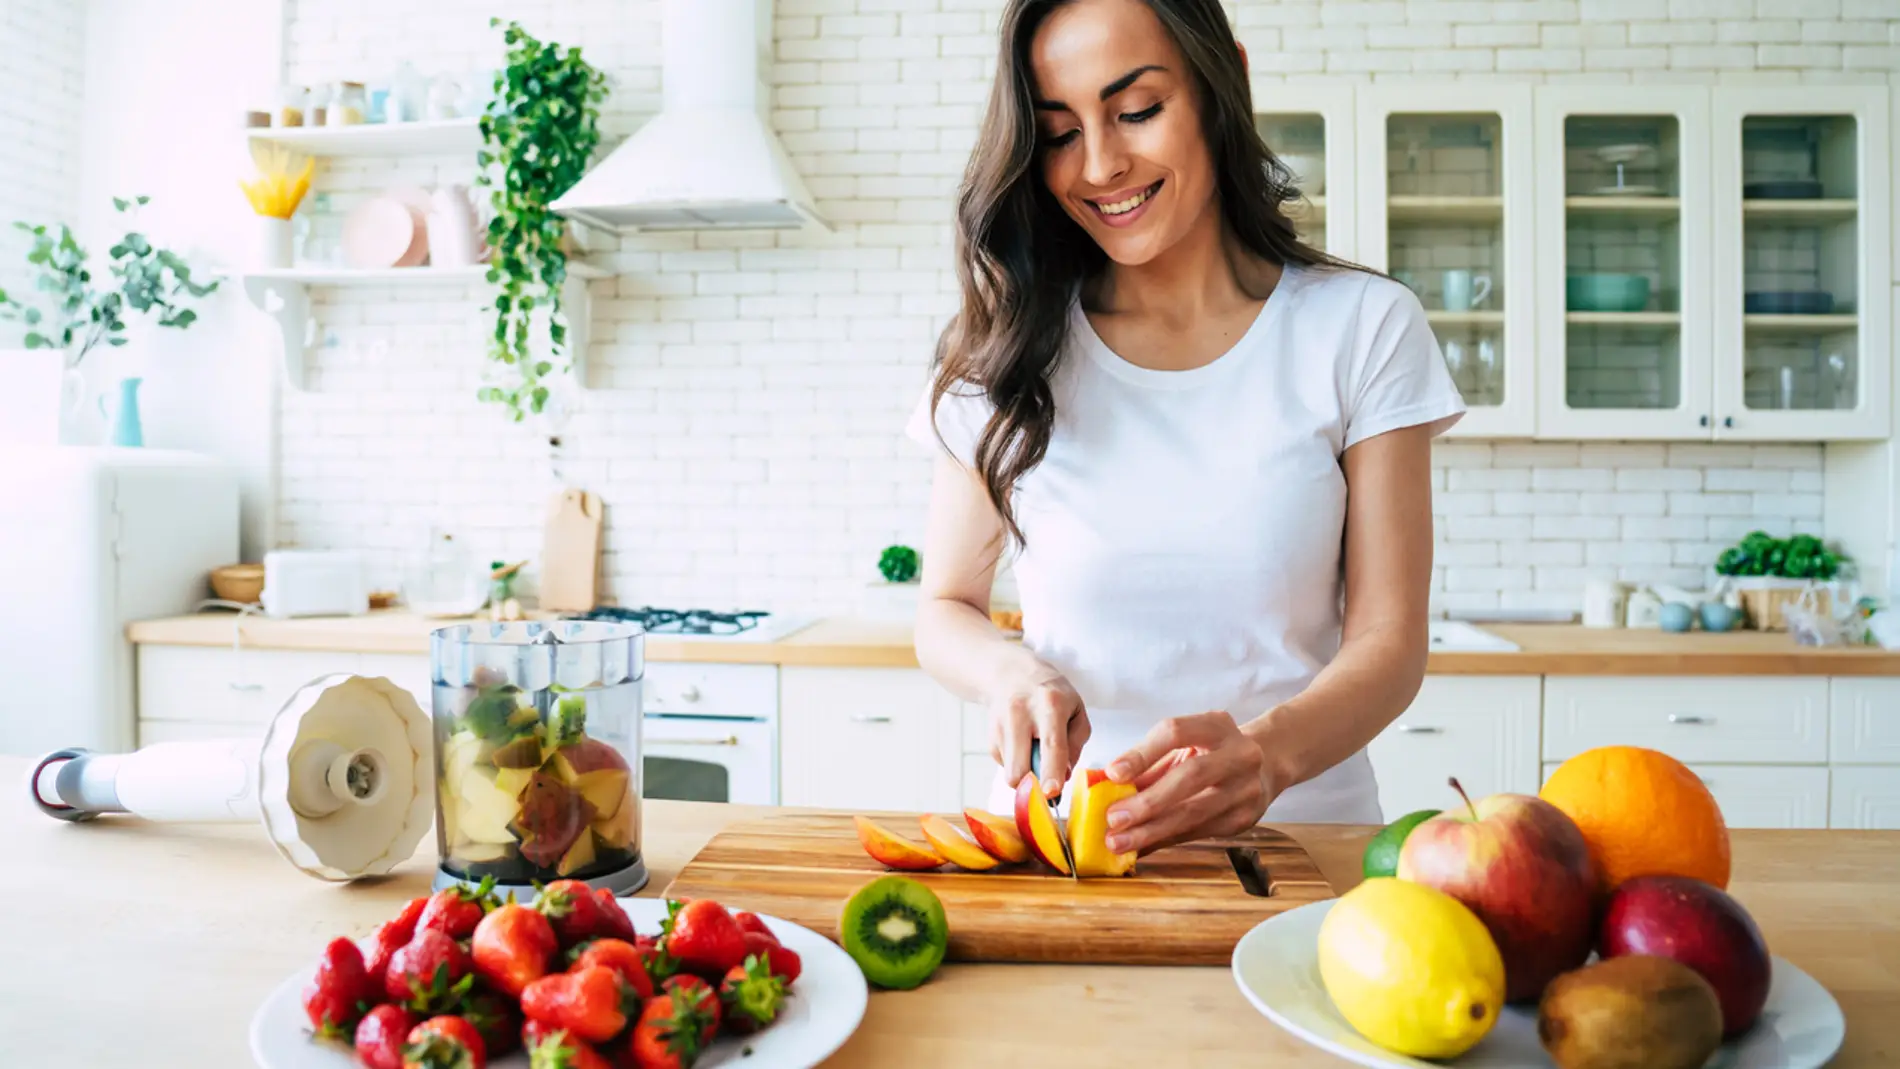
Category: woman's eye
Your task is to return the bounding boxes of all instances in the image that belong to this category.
[1122,103,1162,124]
[1043,129,1080,148]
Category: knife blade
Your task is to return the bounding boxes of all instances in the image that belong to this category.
[1029,738,1079,880]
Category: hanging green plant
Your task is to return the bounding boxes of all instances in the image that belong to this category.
[476,18,609,422]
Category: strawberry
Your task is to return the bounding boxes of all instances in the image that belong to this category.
[626,995,714,1069]
[746,938,801,987]
[472,902,558,998]
[522,1020,614,1069]
[592,888,639,944]
[403,1014,487,1069]
[521,965,635,1045]
[659,899,747,981]
[354,1004,417,1069]
[717,954,786,1035]
[303,936,375,1039]
[731,912,774,943]
[535,879,608,948]
[569,938,656,1000]
[661,975,721,1045]
[385,929,475,1013]
[418,877,499,941]
[456,989,522,1058]
[366,896,431,988]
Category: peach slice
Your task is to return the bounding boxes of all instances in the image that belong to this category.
[1068,769,1138,877]
[919,814,1001,871]
[1013,775,1071,875]
[854,815,946,871]
[963,808,1030,864]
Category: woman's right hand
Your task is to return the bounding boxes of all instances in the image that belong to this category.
[988,664,1090,797]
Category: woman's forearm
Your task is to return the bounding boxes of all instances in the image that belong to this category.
[1240,620,1428,794]
[914,596,1053,706]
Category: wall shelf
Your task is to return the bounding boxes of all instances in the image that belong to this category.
[1426,310,1505,327]
[1742,313,1859,332]
[246,118,481,158]
[1566,311,1682,326]
[242,259,608,388]
[1564,196,1681,220]
[1741,198,1857,222]
[1389,195,1503,224]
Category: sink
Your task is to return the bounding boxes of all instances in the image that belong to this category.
[1427,620,1521,652]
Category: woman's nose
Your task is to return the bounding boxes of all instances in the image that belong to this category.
[1081,128,1130,191]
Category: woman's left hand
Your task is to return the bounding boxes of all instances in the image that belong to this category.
[1100,711,1276,856]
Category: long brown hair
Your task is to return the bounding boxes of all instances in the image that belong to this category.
[926,0,1355,547]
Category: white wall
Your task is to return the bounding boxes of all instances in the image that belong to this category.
[75,0,287,559]
[57,0,1899,614]
[0,0,87,342]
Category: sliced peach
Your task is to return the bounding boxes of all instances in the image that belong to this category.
[918,814,1000,871]
[1013,775,1071,875]
[1068,769,1137,877]
[854,815,945,871]
[963,808,1030,864]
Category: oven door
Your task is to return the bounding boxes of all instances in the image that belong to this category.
[642,714,777,805]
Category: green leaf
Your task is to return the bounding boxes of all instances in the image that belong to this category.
[23,332,46,348]
[112,197,128,212]
[109,336,128,346]
[23,307,41,325]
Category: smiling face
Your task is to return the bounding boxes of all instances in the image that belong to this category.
[1029,0,1219,267]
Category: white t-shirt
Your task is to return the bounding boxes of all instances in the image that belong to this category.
[906,263,1466,824]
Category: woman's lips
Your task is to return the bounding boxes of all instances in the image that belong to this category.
[1088,180,1163,228]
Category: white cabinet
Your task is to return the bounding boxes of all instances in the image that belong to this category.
[1830,679,1900,764]
[135,645,430,748]
[1256,85,1356,260]
[778,667,961,814]
[1533,86,1714,440]
[1368,676,1541,820]
[1355,84,1538,438]
[1829,766,1900,829]
[1542,676,1828,765]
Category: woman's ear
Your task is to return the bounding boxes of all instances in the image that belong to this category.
[1237,41,1248,74]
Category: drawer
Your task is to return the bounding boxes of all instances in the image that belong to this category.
[138,719,266,746]
[962,753,1000,810]
[1539,762,1828,829]
[1829,766,1900,829]
[642,662,778,717]
[961,702,988,754]
[137,645,360,725]
[1830,679,1900,764]
[779,668,960,812]
[1367,676,1541,821]
[1542,676,1827,765]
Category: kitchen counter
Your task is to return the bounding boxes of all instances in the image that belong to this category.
[126,611,1900,675]
[4,753,1897,1068]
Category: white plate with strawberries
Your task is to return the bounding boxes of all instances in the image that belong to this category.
[251,890,868,1069]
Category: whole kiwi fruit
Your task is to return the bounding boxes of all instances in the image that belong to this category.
[1537,954,1725,1069]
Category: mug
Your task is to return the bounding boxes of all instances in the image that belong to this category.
[1443,270,1493,312]
[1583,578,1627,629]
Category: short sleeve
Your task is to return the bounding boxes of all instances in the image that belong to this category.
[1341,277,1467,450]
[904,375,994,468]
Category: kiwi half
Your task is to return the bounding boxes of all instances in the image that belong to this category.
[839,874,949,990]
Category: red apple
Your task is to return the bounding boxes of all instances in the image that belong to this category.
[1396,778,1599,1004]
[1599,874,1772,1038]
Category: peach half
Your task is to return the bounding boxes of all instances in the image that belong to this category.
[962,808,1030,864]
[1013,775,1071,875]
[854,815,945,871]
[919,814,1000,871]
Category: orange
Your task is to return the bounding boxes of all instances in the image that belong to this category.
[1538,745,1730,891]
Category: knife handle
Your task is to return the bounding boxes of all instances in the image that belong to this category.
[1028,738,1062,802]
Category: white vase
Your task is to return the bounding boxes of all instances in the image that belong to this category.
[0,347,67,447]
[426,186,478,267]
[254,216,293,269]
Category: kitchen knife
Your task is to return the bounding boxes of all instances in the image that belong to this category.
[1029,738,1079,880]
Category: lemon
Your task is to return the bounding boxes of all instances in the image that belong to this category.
[1316,877,1505,1059]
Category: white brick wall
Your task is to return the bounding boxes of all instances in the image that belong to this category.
[269,0,1897,617]
[0,0,87,341]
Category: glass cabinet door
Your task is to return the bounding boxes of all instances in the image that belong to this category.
[1254,86,1355,260]
[1714,87,1890,440]
[1357,86,1535,437]
[1534,87,1711,439]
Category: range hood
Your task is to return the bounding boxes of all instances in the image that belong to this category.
[552,0,829,233]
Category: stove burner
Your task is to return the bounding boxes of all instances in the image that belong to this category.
[573,606,771,636]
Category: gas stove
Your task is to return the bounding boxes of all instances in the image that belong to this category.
[567,606,815,643]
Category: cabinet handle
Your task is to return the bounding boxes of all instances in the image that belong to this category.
[1396,724,1441,734]
[1668,714,1711,725]
[1723,416,1734,429]
[679,685,701,702]
[661,735,740,747]
[228,681,265,692]
[850,714,893,724]
[1699,414,1710,427]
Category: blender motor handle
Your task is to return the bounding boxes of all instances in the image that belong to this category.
[30,740,264,824]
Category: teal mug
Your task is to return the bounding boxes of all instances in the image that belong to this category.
[1567,274,1651,313]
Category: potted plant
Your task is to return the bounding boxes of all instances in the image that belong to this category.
[1712,531,1848,631]
[0,196,220,445]
[858,544,924,621]
[475,18,609,423]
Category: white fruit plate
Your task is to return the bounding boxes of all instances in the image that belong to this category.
[1233,899,1844,1069]
[251,898,869,1069]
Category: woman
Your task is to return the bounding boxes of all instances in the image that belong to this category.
[906,0,1464,855]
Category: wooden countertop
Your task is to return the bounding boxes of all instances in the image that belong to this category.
[126,611,1900,675]
[5,753,1896,1068]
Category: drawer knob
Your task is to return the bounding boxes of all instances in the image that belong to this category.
[680,685,701,703]
[851,714,894,724]
[1396,724,1441,734]
[1668,714,1711,725]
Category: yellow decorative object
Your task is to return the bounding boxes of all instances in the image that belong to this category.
[239,143,316,219]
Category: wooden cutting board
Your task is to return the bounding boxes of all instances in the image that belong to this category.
[539,489,603,612]
[660,812,1335,966]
